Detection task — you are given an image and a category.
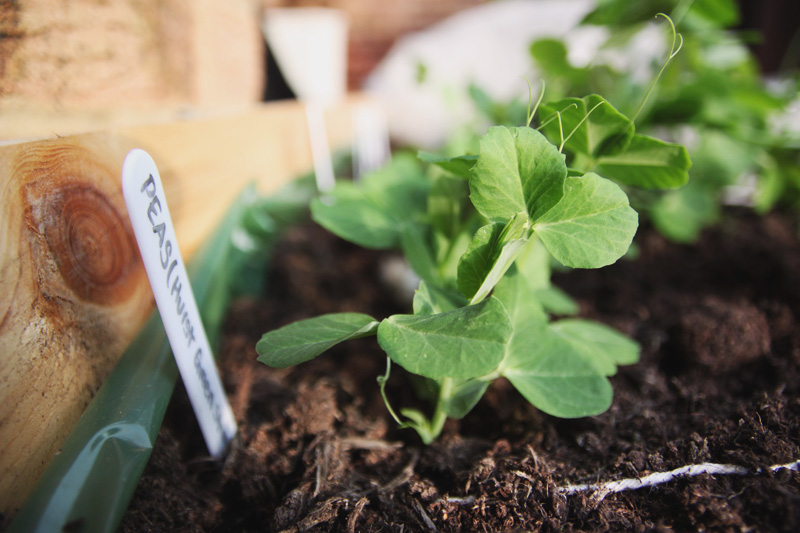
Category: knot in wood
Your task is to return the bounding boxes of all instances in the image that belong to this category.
[17,141,142,306]
[43,184,137,304]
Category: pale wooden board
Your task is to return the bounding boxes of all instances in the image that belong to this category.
[0,0,264,111]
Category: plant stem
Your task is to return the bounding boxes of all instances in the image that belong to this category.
[468,236,528,305]
[427,377,454,442]
[629,14,683,126]
[377,357,404,426]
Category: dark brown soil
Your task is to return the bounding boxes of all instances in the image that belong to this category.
[122,209,800,532]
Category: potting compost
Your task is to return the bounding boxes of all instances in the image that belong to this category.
[122,208,799,532]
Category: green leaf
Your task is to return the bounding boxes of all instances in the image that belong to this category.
[754,155,790,213]
[418,152,479,179]
[311,155,430,249]
[378,297,512,380]
[397,408,439,444]
[550,319,640,375]
[582,0,671,27]
[650,184,719,243]
[511,236,580,315]
[596,134,691,189]
[457,222,504,300]
[311,184,399,248]
[469,83,497,119]
[360,152,430,210]
[443,379,490,419]
[470,126,567,223]
[492,267,549,328]
[689,129,755,188]
[690,0,740,28]
[412,281,466,316]
[495,277,613,419]
[428,174,470,238]
[456,215,528,301]
[257,313,379,368]
[512,237,551,290]
[540,95,634,158]
[502,325,613,418]
[530,39,575,78]
[399,224,438,284]
[533,173,638,268]
[433,228,474,287]
[535,287,580,315]
[468,83,528,126]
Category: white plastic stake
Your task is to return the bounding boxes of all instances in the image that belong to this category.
[353,102,391,180]
[121,149,237,458]
[305,101,336,193]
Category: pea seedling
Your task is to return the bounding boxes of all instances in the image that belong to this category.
[257,19,691,443]
[533,4,800,241]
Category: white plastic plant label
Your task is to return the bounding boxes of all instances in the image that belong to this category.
[121,149,237,458]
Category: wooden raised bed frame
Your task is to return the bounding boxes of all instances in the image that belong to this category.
[0,95,369,518]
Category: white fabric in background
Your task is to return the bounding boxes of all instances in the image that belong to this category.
[364,0,601,148]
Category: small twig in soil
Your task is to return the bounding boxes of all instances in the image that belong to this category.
[346,496,369,533]
[305,434,335,497]
[524,444,543,470]
[292,496,345,532]
[411,497,438,532]
[231,361,255,422]
[513,470,537,484]
[559,459,800,500]
[442,495,477,505]
[340,437,403,452]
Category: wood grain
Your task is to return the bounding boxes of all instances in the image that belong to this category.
[0,135,152,518]
[0,0,263,111]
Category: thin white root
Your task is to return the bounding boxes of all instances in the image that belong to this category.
[438,460,799,507]
[559,459,800,500]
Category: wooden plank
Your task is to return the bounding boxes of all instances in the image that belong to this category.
[0,95,367,519]
[0,0,264,111]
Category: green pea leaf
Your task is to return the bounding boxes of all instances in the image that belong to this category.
[512,237,551,289]
[582,0,668,26]
[310,184,399,248]
[470,126,567,223]
[399,224,438,284]
[467,83,528,126]
[418,152,478,179]
[501,325,613,418]
[412,281,466,316]
[457,222,504,300]
[690,0,740,27]
[456,214,528,301]
[596,134,691,189]
[311,155,431,249]
[540,95,634,158]
[443,378,491,419]
[650,183,719,243]
[533,173,638,268]
[535,287,580,316]
[257,313,379,368]
[377,297,511,380]
[428,174,470,238]
[491,267,548,328]
[550,319,640,375]
[513,237,580,315]
[530,39,579,80]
